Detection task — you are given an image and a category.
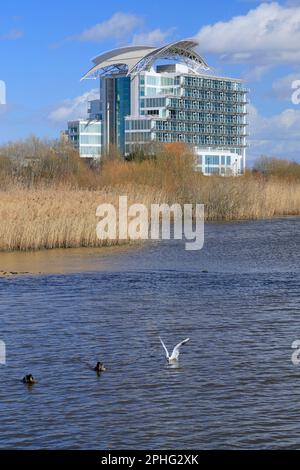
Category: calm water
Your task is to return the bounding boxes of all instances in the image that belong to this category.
[0,217,299,449]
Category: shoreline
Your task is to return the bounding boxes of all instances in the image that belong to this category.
[0,215,299,277]
[0,243,142,277]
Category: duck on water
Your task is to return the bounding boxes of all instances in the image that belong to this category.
[22,374,37,385]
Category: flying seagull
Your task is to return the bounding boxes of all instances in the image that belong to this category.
[159,337,190,364]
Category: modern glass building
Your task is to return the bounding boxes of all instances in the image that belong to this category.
[67,119,102,159]
[66,99,102,158]
[68,39,248,174]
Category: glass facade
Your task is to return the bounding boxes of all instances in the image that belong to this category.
[125,70,247,173]
[194,150,240,176]
[115,77,131,153]
[140,73,177,98]
[79,122,101,133]
[67,120,102,159]
[68,61,247,174]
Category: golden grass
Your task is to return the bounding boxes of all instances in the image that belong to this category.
[97,155,300,221]
[0,141,299,251]
[0,186,166,251]
[199,176,300,220]
[0,176,299,251]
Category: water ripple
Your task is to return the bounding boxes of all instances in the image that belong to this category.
[0,218,300,449]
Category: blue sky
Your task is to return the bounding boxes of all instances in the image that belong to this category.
[1,0,300,163]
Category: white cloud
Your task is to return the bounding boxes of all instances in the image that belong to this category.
[272,73,300,101]
[248,104,300,161]
[195,2,300,66]
[55,13,176,48]
[48,89,98,123]
[1,29,24,40]
[131,28,174,46]
[73,12,142,42]
[243,65,271,82]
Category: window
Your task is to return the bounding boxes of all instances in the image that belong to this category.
[80,146,101,155]
[145,87,157,97]
[79,123,101,133]
[146,75,158,86]
[147,109,159,116]
[80,135,101,145]
[205,155,219,165]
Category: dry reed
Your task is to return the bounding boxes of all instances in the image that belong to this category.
[0,186,166,251]
[0,139,299,251]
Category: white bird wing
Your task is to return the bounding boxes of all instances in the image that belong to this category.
[159,337,169,359]
[170,338,190,361]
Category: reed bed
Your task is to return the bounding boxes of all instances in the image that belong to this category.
[0,186,165,251]
[0,177,299,251]
[0,139,299,251]
[98,163,300,219]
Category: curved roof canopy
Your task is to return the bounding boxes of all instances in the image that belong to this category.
[82,39,209,80]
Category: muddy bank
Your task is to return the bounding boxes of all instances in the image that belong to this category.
[0,244,142,276]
